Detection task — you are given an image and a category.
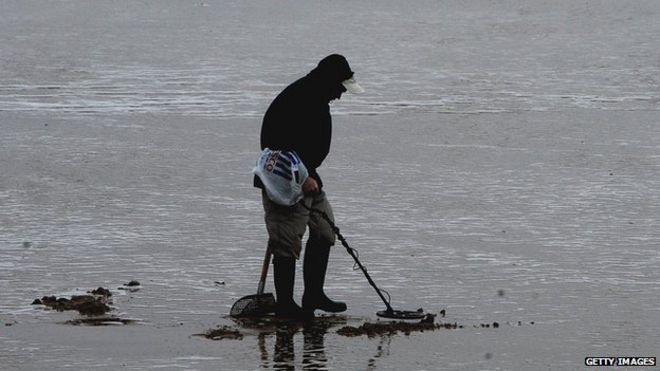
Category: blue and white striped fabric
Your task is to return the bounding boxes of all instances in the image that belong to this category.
[253,148,309,206]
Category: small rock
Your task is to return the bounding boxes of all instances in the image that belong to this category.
[420,313,436,324]
[90,287,112,297]
[41,296,57,304]
[74,298,111,316]
[126,280,140,287]
[438,323,450,329]
[31,299,42,305]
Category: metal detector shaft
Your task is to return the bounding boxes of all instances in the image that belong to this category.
[305,205,394,313]
[334,230,394,313]
[304,204,428,320]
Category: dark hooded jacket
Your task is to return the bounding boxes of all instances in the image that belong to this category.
[255,54,354,190]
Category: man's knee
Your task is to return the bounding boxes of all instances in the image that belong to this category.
[268,236,302,259]
[308,225,336,246]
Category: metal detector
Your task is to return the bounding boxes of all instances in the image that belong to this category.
[306,206,427,320]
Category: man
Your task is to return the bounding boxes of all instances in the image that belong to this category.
[255,54,363,318]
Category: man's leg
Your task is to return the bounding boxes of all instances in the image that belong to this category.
[262,192,310,318]
[272,255,304,317]
[302,191,347,313]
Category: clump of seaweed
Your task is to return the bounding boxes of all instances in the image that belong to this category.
[196,326,244,340]
[31,286,143,325]
[32,290,112,316]
[336,314,453,337]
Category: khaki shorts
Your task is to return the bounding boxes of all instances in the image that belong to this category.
[262,190,336,259]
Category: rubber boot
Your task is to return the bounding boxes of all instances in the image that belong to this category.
[302,235,347,313]
[273,255,312,319]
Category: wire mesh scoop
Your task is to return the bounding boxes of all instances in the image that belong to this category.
[306,205,427,320]
[230,249,276,317]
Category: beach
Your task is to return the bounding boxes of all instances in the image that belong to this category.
[2,1,659,370]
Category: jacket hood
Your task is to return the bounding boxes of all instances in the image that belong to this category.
[307,54,355,85]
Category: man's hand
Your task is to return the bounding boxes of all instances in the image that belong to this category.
[302,177,319,194]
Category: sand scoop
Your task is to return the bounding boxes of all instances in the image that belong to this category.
[306,206,428,320]
[230,248,276,317]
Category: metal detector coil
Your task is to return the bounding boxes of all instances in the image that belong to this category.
[377,309,427,320]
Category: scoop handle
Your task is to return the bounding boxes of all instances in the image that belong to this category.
[256,248,272,295]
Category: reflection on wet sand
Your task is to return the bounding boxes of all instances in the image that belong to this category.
[302,320,329,370]
[262,319,396,371]
[366,335,393,371]
[237,316,346,370]
[273,326,295,370]
[228,314,452,369]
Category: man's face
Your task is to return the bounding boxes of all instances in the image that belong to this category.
[329,83,347,101]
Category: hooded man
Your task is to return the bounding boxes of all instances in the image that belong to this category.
[255,54,364,318]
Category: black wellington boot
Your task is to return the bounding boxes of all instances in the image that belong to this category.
[302,236,347,314]
[273,256,312,319]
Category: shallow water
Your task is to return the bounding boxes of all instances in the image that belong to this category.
[2,0,659,117]
[2,1,660,370]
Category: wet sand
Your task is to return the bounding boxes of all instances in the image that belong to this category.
[2,110,659,370]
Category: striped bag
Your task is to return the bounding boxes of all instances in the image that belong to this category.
[253,148,308,206]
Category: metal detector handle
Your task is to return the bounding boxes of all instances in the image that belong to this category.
[257,248,272,295]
